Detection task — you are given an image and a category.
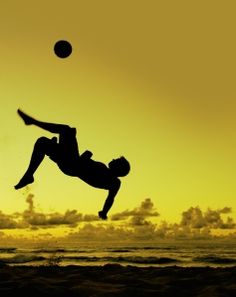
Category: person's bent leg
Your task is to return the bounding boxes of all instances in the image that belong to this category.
[17,109,71,134]
[14,137,55,189]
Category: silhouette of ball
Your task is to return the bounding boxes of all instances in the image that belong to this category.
[54,40,72,58]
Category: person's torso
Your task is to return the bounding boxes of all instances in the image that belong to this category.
[77,159,116,189]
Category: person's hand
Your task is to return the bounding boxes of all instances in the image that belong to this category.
[98,211,108,220]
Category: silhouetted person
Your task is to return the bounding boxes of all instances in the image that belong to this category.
[14,109,130,220]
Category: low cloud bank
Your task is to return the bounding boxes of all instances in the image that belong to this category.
[0,194,235,240]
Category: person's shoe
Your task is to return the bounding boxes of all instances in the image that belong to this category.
[14,175,34,190]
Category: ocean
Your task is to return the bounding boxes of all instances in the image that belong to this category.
[0,240,236,267]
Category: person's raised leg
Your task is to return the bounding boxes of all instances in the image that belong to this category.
[14,137,55,189]
[17,109,70,134]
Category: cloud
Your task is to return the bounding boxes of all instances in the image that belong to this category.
[111,198,160,221]
[147,206,236,240]
[153,221,214,240]
[0,211,18,229]
[0,193,100,230]
[23,210,83,228]
[26,194,34,212]
[83,214,100,222]
[180,206,235,229]
[129,215,150,226]
[0,194,235,242]
[22,194,100,228]
[22,194,82,228]
[66,221,158,242]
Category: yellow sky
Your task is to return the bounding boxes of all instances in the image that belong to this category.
[0,0,236,228]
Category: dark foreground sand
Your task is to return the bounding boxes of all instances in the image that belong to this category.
[0,264,235,297]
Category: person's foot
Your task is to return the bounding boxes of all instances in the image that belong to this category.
[14,175,34,190]
[17,109,35,125]
[98,211,108,220]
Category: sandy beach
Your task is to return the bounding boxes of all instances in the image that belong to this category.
[0,264,235,296]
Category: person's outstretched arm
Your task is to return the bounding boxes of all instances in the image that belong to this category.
[98,179,121,220]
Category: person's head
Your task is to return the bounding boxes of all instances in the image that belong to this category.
[108,156,130,177]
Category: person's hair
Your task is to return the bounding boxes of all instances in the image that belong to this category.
[109,157,130,177]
